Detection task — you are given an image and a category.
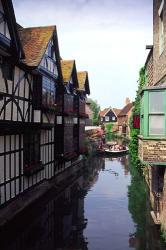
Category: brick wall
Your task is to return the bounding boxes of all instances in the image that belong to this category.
[144,164,166,231]
[153,0,166,84]
[138,137,166,163]
[145,50,153,86]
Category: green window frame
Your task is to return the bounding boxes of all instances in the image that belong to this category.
[140,88,166,138]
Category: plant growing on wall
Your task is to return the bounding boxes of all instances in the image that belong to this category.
[129,67,146,167]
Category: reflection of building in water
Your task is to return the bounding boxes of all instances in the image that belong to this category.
[145,166,166,229]
[1,175,88,250]
[1,157,104,250]
[119,156,129,176]
[83,156,105,191]
[128,165,165,250]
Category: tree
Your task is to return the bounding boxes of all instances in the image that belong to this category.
[88,99,100,126]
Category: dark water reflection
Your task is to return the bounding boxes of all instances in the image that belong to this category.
[1,156,166,250]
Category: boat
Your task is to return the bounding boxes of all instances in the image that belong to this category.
[104,147,129,155]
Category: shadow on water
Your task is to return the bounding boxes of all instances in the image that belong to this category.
[0,155,166,250]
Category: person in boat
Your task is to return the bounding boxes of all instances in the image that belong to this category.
[98,139,103,150]
[102,134,106,144]
[115,144,120,151]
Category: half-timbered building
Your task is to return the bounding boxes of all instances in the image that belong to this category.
[0,0,90,208]
[18,26,63,180]
[54,60,79,161]
[77,71,90,153]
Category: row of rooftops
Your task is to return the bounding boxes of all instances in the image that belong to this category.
[1,0,90,94]
[100,98,134,118]
[18,25,90,93]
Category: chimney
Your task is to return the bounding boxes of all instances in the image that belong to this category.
[125,97,130,105]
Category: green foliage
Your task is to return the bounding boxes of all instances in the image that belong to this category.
[129,67,146,168]
[89,99,100,126]
[161,227,166,243]
[106,123,113,133]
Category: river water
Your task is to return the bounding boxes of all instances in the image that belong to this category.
[1,155,166,250]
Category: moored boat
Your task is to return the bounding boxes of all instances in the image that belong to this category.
[104,147,129,155]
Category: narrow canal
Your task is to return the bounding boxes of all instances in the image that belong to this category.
[1,155,166,250]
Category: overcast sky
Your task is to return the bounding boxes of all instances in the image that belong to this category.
[13,0,153,109]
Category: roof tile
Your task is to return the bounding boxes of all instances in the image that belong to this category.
[61,60,75,83]
[118,103,134,117]
[18,26,55,67]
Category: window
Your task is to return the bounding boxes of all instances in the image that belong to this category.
[47,42,55,60]
[42,76,56,107]
[159,0,164,54]
[149,91,164,135]
[2,61,14,81]
[112,116,115,121]
[141,89,166,137]
[105,116,109,122]
[24,131,41,174]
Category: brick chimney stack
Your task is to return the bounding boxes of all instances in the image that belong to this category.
[125,97,130,105]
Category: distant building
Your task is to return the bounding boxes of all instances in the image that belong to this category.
[99,107,121,124]
[117,98,134,137]
[85,100,93,126]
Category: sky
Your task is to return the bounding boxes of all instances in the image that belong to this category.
[13,0,153,109]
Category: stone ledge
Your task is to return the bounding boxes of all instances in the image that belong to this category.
[138,135,166,141]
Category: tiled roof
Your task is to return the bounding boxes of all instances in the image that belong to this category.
[99,108,110,117]
[60,60,75,83]
[118,103,134,117]
[18,26,56,67]
[113,108,121,116]
[77,71,87,91]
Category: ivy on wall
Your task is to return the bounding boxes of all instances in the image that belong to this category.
[129,67,146,167]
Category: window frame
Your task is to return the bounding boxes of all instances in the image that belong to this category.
[140,89,166,138]
[42,76,56,108]
[105,116,109,122]
[23,131,42,175]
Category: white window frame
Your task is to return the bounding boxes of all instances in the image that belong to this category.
[105,116,109,122]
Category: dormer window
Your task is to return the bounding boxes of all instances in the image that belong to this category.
[159,0,164,55]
